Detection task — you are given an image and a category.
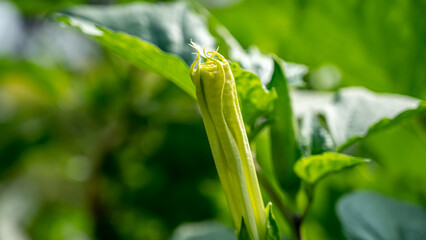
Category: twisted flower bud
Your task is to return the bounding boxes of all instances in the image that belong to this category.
[189,43,266,240]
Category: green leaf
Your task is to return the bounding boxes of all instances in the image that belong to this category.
[294,152,369,185]
[54,3,202,99]
[280,60,308,87]
[293,87,426,154]
[231,63,276,134]
[58,2,216,66]
[326,87,426,151]
[292,90,335,156]
[53,2,289,132]
[212,22,308,87]
[337,190,426,240]
[269,56,300,195]
[171,221,237,240]
[298,112,335,157]
[265,203,280,240]
[238,218,253,240]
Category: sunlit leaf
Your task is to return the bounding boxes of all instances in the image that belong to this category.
[327,88,426,151]
[54,2,296,132]
[59,2,216,66]
[297,112,335,157]
[213,24,307,87]
[55,13,197,98]
[292,87,426,154]
[294,152,369,185]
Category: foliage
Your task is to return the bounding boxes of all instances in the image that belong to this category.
[1,0,426,239]
[337,190,426,240]
[294,152,369,185]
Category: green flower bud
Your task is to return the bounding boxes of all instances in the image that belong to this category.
[189,43,266,240]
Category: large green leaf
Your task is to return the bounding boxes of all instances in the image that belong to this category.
[170,221,236,240]
[57,2,308,88]
[209,20,308,87]
[293,87,426,154]
[292,90,335,157]
[337,190,426,240]
[325,87,426,151]
[59,2,216,66]
[294,152,369,185]
[54,2,283,137]
[55,2,205,98]
[297,112,335,157]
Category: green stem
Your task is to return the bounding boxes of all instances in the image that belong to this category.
[256,166,294,224]
[301,184,314,221]
[255,162,303,240]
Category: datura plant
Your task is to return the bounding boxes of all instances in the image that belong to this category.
[55,3,426,240]
[189,43,269,240]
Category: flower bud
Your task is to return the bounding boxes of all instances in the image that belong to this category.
[189,43,266,240]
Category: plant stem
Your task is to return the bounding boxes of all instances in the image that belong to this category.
[292,215,302,240]
[255,163,303,240]
[256,168,294,222]
[301,184,314,221]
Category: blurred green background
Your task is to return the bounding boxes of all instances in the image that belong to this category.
[0,0,425,239]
